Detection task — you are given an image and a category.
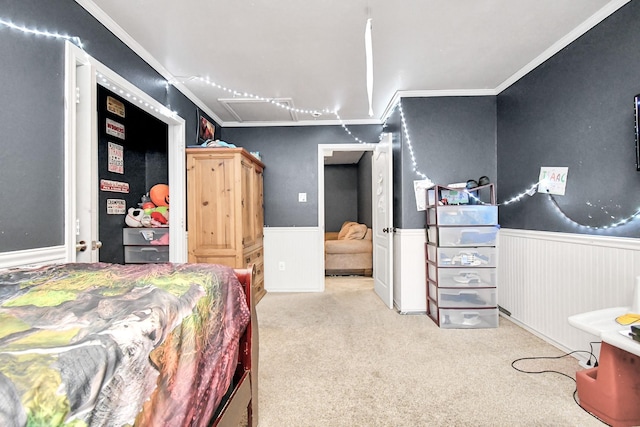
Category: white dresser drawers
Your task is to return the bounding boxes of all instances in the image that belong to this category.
[123,228,169,264]
[427,205,497,226]
[427,225,499,247]
[425,183,498,329]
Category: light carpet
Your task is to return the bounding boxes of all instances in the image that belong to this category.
[256,277,604,427]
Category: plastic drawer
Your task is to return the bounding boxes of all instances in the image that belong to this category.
[429,284,496,308]
[429,300,498,329]
[123,228,169,245]
[427,245,496,267]
[427,226,498,247]
[427,265,497,288]
[124,246,169,263]
[427,205,497,226]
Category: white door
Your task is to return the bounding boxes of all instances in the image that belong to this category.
[372,133,394,308]
[74,62,100,262]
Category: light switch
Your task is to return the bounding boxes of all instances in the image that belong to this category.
[298,193,307,203]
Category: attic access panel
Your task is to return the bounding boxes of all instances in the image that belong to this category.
[219,97,298,122]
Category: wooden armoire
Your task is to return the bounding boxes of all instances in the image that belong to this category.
[186,147,265,302]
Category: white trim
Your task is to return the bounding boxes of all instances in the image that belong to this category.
[499,313,577,360]
[495,0,630,94]
[381,89,497,122]
[0,247,68,270]
[222,117,382,127]
[263,227,323,292]
[393,228,427,314]
[499,227,640,251]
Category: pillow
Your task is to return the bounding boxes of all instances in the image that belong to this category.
[338,221,357,240]
[345,223,367,240]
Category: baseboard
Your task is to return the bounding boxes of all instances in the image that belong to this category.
[0,246,68,269]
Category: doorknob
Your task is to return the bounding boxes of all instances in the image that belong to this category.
[92,240,103,250]
[76,240,87,252]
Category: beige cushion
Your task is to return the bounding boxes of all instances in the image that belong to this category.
[345,223,367,240]
[337,221,357,240]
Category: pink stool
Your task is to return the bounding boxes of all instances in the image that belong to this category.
[576,342,640,427]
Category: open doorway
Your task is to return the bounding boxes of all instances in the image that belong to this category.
[64,41,187,264]
[318,136,394,308]
[324,151,373,276]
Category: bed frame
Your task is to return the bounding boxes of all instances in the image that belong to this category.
[214,265,259,427]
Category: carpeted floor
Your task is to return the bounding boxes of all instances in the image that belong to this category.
[255,276,605,427]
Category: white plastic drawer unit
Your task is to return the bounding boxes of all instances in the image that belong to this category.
[427,205,497,226]
[429,283,496,308]
[427,245,496,268]
[123,228,169,245]
[431,304,499,329]
[427,226,498,247]
[124,246,169,263]
[427,265,497,288]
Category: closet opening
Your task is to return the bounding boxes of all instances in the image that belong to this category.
[317,135,394,308]
[97,85,169,264]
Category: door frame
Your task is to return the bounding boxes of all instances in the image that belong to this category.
[317,143,391,294]
[64,42,187,263]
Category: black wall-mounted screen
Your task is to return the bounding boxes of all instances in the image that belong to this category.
[635,94,640,171]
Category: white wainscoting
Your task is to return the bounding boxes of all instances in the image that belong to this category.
[263,227,323,292]
[0,246,69,269]
[393,229,427,314]
[498,228,640,360]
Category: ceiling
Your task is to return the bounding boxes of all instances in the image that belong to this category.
[80,0,625,127]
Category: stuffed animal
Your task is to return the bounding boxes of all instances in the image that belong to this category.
[150,184,169,207]
[125,208,144,227]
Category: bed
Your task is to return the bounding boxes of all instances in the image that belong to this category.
[0,262,258,427]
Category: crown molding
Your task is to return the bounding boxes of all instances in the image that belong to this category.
[222,117,382,128]
[381,88,497,122]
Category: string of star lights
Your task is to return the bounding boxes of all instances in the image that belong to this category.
[179,76,328,119]
[6,16,638,230]
[397,102,430,181]
[549,195,640,230]
[0,18,83,48]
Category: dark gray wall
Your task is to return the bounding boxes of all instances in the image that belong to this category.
[325,165,358,232]
[497,0,640,237]
[387,97,498,229]
[323,155,373,232]
[221,125,382,227]
[223,98,496,231]
[0,0,218,252]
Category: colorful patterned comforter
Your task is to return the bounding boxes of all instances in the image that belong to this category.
[0,263,250,427]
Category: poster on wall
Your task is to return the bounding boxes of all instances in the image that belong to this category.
[106,96,125,118]
[197,113,215,144]
[108,142,124,174]
[414,179,435,211]
[100,179,129,193]
[538,166,568,195]
[106,118,125,139]
[106,199,126,214]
